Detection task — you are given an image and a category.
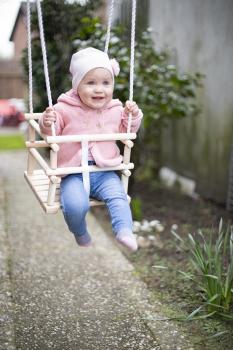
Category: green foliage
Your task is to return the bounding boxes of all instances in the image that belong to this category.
[171,219,233,319]
[131,197,143,221]
[73,19,202,123]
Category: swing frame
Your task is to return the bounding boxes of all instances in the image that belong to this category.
[24,0,138,214]
[24,113,136,213]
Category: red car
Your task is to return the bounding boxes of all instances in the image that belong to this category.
[0,99,25,127]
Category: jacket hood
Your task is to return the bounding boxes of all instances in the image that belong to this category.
[57,89,122,110]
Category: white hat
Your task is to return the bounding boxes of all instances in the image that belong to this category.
[69,47,120,91]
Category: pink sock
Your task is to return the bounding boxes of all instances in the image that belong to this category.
[116,231,138,252]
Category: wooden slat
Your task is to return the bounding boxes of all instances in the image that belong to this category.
[31,179,50,186]
[35,185,61,193]
[34,184,50,191]
[30,174,49,180]
[39,194,60,202]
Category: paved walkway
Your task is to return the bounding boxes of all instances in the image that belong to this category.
[0,150,193,350]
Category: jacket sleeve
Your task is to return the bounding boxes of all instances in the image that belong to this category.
[39,105,64,136]
[119,106,143,133]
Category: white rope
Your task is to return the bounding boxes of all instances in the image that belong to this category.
[127,0,137,133]
[104,0,137,133]
[36,0,52,107]
[36,0,55,135]
[104,0,115,53]
[26,0,33,114]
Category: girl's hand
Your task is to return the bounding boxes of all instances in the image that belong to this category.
[43,107,57,127]
[124,100,139,118]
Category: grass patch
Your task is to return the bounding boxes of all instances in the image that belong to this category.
[0,134,25,151]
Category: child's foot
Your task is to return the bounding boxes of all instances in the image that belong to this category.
[116,231,138,252]
[74,232,92,247]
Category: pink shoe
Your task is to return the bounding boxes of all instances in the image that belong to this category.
[116,232,138,252]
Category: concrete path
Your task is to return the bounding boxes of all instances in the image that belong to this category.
[0,150,193,350]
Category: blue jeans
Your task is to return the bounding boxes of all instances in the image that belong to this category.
[60,169,133,237]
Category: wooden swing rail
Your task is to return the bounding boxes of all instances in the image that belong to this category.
[24,113,135,213]
[25,114,135,147]
[28,147,135,176]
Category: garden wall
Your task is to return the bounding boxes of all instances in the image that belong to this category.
[149,0,233,204]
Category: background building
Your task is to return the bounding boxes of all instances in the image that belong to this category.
[0,2,27,99]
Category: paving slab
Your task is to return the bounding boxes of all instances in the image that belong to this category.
[0,150,193,350]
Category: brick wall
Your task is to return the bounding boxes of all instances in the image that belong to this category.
[0,60,27,99]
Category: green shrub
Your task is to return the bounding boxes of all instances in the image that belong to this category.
[131,198,143,221]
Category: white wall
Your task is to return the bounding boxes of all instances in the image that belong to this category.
[149,0,233,203]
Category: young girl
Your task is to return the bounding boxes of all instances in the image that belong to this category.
[39,47,143,252]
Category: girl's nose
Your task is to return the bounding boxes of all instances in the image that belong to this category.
[94,84,103,93]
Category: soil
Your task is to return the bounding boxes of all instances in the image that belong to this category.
[91,180,233,350]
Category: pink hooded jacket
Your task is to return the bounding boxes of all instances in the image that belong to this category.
[39,89,143,168]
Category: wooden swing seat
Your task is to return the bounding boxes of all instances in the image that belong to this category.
[24,169,59,213]
[24,169,105,214]
[25,113,136,214]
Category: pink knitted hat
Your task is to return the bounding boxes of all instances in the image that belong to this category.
[69,47,120,91]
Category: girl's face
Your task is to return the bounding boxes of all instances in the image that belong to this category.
[77,68,114,110]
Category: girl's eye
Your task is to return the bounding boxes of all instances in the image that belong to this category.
[103,80,110,85]
[87,81,95,85]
